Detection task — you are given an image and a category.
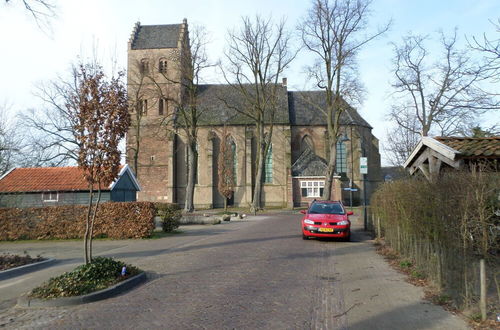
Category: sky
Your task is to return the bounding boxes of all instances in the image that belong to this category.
[0,0,499,165]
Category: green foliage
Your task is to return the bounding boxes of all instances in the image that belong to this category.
[432,294,451,305]
[468,313,482,322]
[30,257,140,299]
[399,260,412,268]
[155,203,181,232]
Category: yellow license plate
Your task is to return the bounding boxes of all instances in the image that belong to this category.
[319,228,334,233]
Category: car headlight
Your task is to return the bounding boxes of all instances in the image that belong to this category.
[337,220,349,225]
[304,219,314,225]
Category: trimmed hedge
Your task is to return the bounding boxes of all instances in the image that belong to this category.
[0,202,156,240]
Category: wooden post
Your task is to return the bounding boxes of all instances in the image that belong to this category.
[480,258,487,321]
[377,216,381,239]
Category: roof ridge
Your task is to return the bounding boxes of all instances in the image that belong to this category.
[435,136,500,140]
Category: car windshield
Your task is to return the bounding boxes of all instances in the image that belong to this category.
[308,203,345,215]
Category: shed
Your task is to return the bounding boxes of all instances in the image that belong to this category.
[404,136,500,180]
[0,165,140,208]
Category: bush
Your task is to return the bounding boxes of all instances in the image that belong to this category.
[155,203,181,232]
[30,257,141,299]
[0,202,156,240]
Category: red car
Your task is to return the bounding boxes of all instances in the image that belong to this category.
[300,200,353,241]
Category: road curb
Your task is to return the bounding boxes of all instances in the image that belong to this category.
[0,258,57,281]
[17,272,147,308]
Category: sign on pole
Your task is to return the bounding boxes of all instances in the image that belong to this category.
[360,157,368,174]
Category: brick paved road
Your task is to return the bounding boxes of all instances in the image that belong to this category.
[0,213,468,329]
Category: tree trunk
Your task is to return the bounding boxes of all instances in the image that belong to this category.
[323,139,337,200]
[251,124,266,214]
[88,185,102,263]
[83,187,94,264]
[184,139,197,212]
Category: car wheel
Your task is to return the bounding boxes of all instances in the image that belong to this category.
[343,233,351,242]
[302,233,309,240]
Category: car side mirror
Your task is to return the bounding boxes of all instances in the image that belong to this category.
[300,210,306,214]
[347,211,354,216]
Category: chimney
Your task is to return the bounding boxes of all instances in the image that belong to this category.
[282,77,287,87]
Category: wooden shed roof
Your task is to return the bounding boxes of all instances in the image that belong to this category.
[435,137,500,158]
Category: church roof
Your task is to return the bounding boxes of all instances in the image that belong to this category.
[291,148,328,177]
[288,91,371,128]
[195,84,290,126]
[131,24,182,49]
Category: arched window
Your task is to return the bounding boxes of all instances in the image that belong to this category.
[140,59,149,75]
[229,138,237,183]
[264,144,273,183]
[301,135,314,153]
[336,140,347,173]
[159,58,167,73]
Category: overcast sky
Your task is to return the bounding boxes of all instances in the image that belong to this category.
[1,0,498,165]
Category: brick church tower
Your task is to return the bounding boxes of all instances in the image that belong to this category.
[126,20,190,202]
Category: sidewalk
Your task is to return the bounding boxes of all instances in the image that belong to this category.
[340,214,469,329]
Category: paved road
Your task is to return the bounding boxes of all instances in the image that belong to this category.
[0,213,468,329]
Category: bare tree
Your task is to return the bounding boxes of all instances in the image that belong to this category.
[19,66,85,166]
[384,108,420,166]
[0,104,21,174]
[5,0,56,28]
[470,19,500,79]
[174,25,212,212]
[126,54,173,179]
[390,30,499,137]
[68,63,129,264]
[299,0,389,200]
[222,15,295,213]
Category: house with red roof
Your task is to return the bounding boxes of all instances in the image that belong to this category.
[0,165,140,208]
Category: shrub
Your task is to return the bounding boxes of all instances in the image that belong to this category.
[0,202,156,240]
[372,170,500,311]
[30,257,141,299]
[155,203,181,232]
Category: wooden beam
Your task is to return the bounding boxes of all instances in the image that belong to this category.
[418,163,431,180]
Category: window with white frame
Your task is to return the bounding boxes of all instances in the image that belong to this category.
[300,180,324,198]
[42,192,58,202]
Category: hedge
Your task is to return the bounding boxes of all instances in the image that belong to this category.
[371,170,500,311]
[0,202,156,240]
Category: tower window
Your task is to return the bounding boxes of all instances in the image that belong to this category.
[137,99,147,115]
[159,59,167,73]
[140,59,149,75]
[159,98,168,115]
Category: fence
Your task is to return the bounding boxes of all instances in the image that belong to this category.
[370,170,499,319]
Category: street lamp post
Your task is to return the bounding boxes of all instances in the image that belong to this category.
[349,125,354,211]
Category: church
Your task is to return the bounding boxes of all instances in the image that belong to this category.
[126,20,382,209]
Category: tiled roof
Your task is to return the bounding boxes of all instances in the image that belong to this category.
[435,137,500,158]
[194,84,290,125]
[131,24,182,49]
[291,148,327,177]
[0,167,107,193]
[288,91,372,128]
